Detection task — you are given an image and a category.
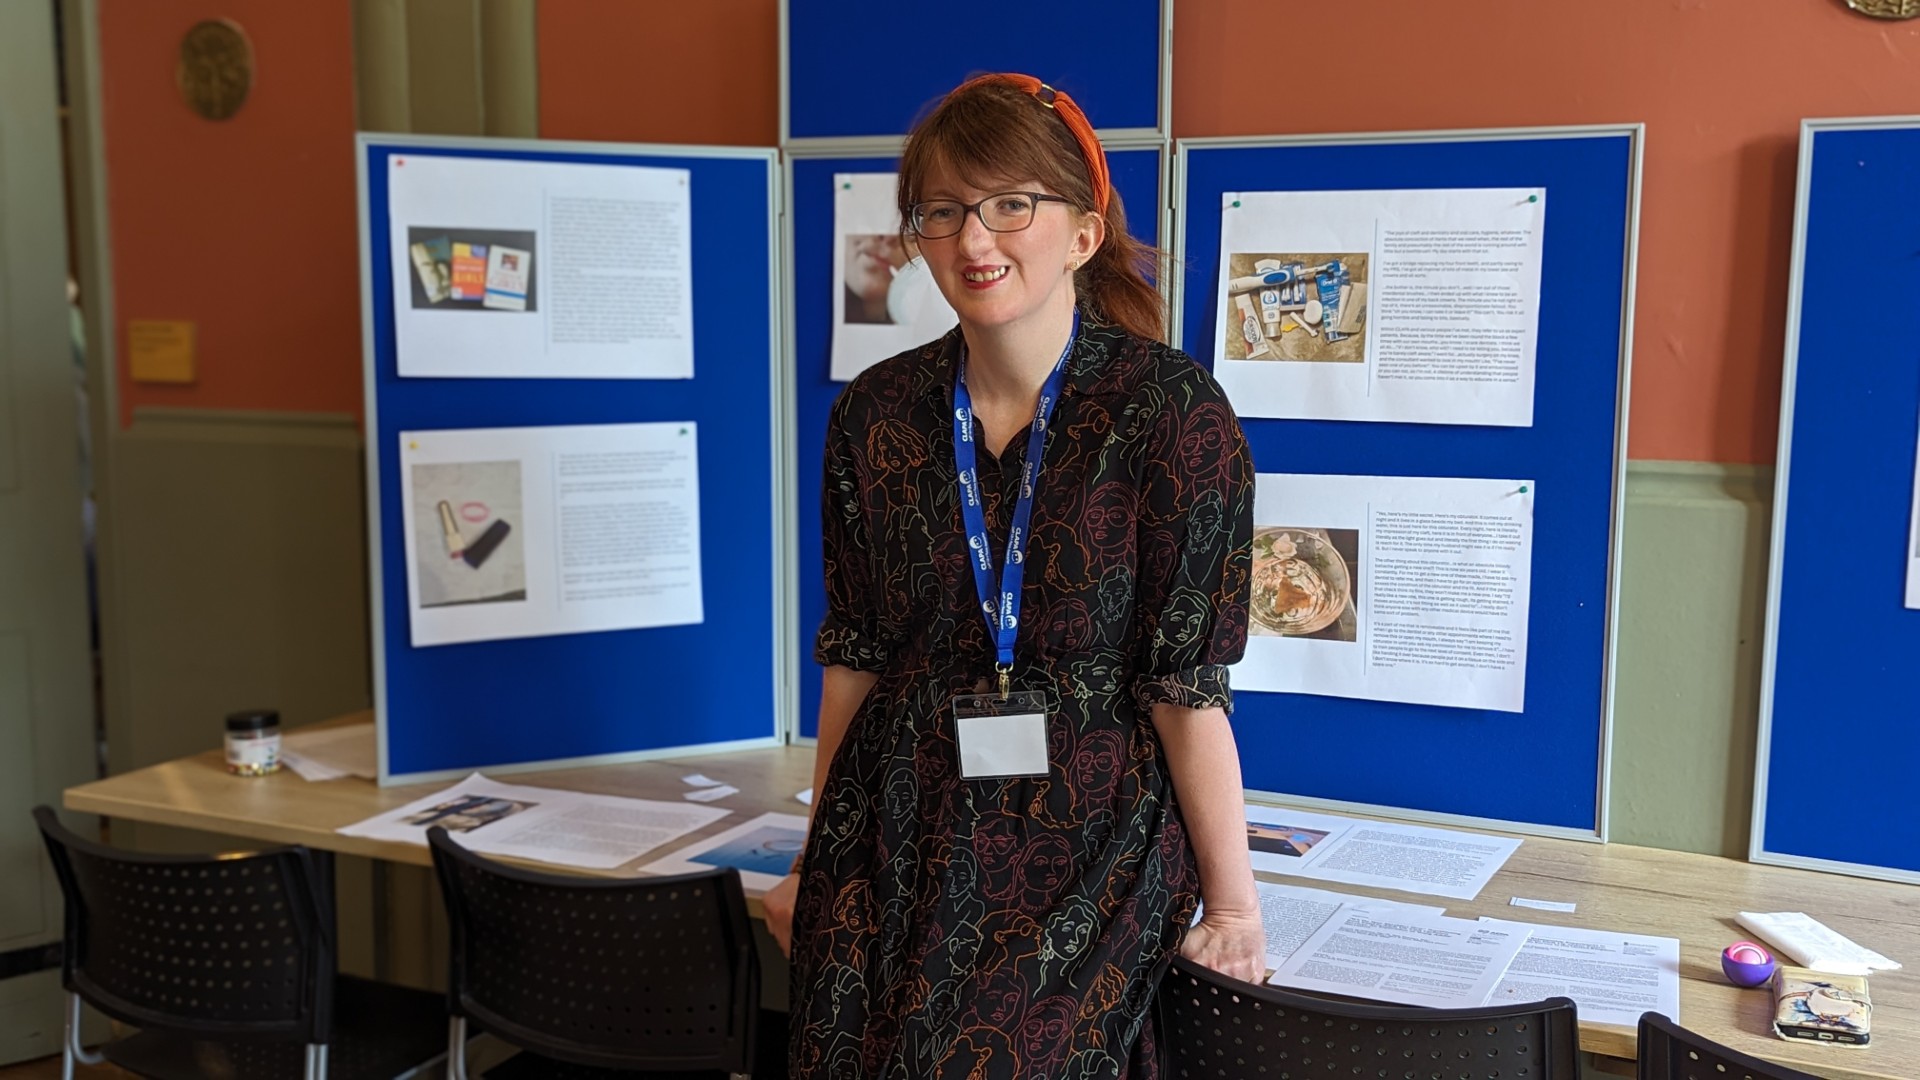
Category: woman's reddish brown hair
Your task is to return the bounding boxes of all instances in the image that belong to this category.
[897,77,1166,343]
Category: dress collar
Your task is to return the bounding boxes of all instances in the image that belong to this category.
[916,314,1125,411]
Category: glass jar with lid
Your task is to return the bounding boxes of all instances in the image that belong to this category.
[224,709,282,776]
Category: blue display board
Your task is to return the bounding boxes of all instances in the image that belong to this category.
[1755,118,1920,882]
[1178,131,1639,835]
[784,0,1165,140]
[358,136,783,783]
[791,148,1165,738]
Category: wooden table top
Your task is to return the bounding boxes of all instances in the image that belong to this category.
[64,716,1919,1078]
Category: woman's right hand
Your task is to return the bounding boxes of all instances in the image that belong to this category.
[762,871,800,956]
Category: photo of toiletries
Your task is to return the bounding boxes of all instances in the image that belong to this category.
[1222,251,1368,363]
[406,226,539,312]
[1249,525,1358,642]
[410,460,527,610]
[843,233,910,324]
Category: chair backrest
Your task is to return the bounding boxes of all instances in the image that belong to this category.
[32,805,334,1044]
[1637,1012,1822,1080]
[428,826,759,1074]
[1159,955,1581,1079]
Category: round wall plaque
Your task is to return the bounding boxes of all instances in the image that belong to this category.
[1844,0,1920,18]
[176,19,252,121]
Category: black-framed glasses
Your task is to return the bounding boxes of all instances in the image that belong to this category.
[908,191,1072,239]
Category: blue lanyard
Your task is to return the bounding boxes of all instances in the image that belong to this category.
[952,314,1077,697]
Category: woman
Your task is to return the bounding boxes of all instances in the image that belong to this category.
[764,73,1265,1078]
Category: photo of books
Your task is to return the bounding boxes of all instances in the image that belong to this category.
[407,226,539,313]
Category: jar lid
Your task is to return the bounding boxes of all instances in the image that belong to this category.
[225,709,280,732]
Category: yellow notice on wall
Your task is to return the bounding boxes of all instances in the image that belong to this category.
[127,319,196,383]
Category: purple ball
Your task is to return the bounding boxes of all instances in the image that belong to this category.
[1721,941,1777,987]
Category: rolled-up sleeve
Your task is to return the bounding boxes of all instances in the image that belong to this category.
[814,391,892,672]
[1129,373,1254,714]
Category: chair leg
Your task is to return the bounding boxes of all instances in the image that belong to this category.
[305,1042,330,1080]
[447,1016,469,1080]
[63,992,105,1077]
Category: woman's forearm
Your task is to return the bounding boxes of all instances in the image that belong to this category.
[1151,702,1258,913]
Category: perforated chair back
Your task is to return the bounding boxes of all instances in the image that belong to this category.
[1159,955,1580,1079]
[428,826,760,1074]
[1636,1012,1821,1080]
[32,805,333,1044]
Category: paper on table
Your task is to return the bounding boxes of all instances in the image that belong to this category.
[1233,472,1535,713]
[796,788,813,806]
[642,811,809,891]
[684,785,738,803]
[1267,906,1530,1009]
[1510,897,1577,913]
[681,774,722,788]
[1243,804,1361,875]
[337,773,726,871]
[280,724,377,781]
[279,753,347,782]
[1254,880,1444,972]
[1247,803,1520,901]
[1480,918,1680,1027]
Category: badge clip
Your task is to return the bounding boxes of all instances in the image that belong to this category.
[996,662,1013,700]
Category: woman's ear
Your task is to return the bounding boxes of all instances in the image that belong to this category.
[1072,210,1106,270]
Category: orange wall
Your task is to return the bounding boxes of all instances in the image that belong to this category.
[99,1,361,426]
[537,0,779,146]
[94,1,1920,461]
[1177,0,1920,465]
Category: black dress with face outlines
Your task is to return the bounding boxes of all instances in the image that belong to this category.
[791,318,1254,1080]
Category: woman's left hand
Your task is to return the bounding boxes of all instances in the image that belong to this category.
[1180,905,1267,985]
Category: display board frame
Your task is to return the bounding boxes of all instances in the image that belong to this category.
[1751,115,1920,885]
[779,0,1173,146]
[356,133,790,785]
[1173,126,1644,840]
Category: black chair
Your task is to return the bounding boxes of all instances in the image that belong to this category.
[1637,1011,1822,1080]
[33,805,445,1080]
[428,826,776,1079]
[1158,954,1581,1079]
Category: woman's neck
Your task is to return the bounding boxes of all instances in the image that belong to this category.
[960,301,1078,410]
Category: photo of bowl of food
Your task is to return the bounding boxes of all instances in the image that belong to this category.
[1250,526,1354,638]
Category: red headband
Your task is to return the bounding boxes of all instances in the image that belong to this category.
[952,72,1111,215]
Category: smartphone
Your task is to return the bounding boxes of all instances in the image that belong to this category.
[1772,964,1871,1046]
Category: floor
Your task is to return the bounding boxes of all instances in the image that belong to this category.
[0,1058,130,1078]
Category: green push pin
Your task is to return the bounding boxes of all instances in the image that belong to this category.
[1231,200,1241,208]
[1528,194,1539,203]
[1519,485,1530,494]
[843,182,852,190]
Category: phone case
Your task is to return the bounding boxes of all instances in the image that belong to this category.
[1772,965,1870,1046]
